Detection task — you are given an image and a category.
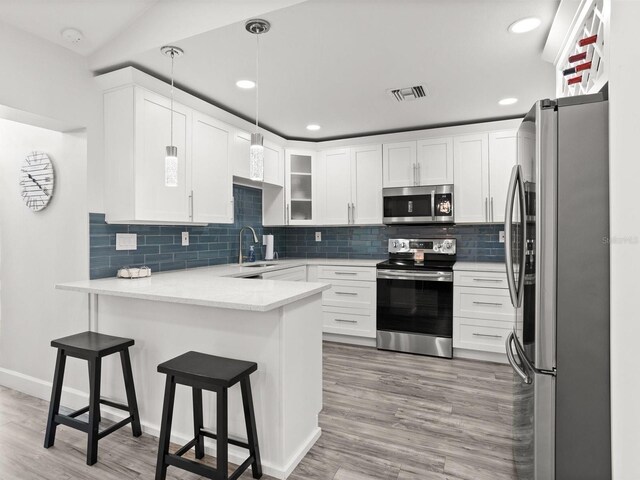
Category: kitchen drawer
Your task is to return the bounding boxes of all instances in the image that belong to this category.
[454,286,515,322]
[453,317,511,354]
[323,308,375,338]
[454,270,509,289]
[322,280,375,310]
[261,265,307,281]
[317,265,376,282]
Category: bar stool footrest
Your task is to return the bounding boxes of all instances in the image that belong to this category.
[200,428,250,450]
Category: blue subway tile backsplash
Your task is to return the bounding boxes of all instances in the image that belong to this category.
[89,185,506,279]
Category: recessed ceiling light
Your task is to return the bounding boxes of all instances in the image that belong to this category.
[498,97,518,106]
[508,17,541,34]
[236,80,255,89]
[306,124,321,131]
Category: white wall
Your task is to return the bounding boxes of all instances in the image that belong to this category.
[0,22,100,398]
[609,1,640,478]
[0,119,90,395]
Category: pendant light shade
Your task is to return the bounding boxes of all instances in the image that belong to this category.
[161,45,184,187]
[249,133,264,181]
[246,19,270,182]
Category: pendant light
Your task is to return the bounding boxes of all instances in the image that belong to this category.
[161,45,184,187]
[246,19,271,182]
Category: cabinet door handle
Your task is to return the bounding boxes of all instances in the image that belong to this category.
[485,197,489,222]
[189,190,194,221]
[286,204,290,225]
[347,203,351,224]
[416,162,421,185]
[473,333,502,338]
[351,203,356,224]
[472,301,503,306]
[335,318,358,324]
[334,271,358,276]
[472,278,503,283]
[490,197,494,222]
[335,291,358,296]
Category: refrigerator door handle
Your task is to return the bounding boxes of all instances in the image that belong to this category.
[506,331,531,384]
[504,165,521,307]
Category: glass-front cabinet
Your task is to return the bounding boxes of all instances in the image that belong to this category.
[285,149,316,225]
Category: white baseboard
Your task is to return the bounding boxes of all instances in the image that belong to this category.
[323,333,376,347]
[453,348,508,364]
[0,366,317,479]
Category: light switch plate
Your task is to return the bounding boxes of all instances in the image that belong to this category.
[315,232,321,242]
[182,231,189,246]
[116,233,137,251]
[499,231,505,243]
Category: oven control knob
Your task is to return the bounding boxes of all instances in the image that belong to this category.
[392,241,399,248]
[442,240,453,251]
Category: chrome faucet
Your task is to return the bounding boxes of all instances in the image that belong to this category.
[238,226,259,264]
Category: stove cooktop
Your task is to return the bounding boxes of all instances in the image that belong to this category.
[376,259,456,271]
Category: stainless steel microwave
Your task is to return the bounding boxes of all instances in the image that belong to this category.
[382,185,454,224]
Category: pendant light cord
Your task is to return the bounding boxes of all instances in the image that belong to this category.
[255,33,260,130]
[170,50,175,147]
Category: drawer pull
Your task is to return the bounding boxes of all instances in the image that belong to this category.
[335,318,358,324]
[334,291,358,296]
[334,271,358,275]
[472,301,503,306]
[473,333,502,338]
[472,278,502,283]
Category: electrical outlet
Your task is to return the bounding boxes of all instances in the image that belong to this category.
[116,233,137,251]
[315,232,322,242]
[182,231,189,246]
[499,231,505,243]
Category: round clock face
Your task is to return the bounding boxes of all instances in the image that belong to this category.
[20,151,54,211]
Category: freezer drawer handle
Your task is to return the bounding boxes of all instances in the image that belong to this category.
[506,332,531,384]
[472,301,503,306]
[335,318,358,324]
[472,333,502,338]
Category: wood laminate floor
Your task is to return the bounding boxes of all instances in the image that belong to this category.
[0,342,516,480]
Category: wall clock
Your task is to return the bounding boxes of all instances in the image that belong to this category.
[20,151,55,211]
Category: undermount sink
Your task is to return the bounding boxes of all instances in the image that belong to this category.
[241,263,278,268]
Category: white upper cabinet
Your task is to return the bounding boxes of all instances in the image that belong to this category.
[318,145,382,225]
[191,112,234,224]
[285,149,317,225]
[382,141,417,187]
[351,145,383,225]
[453,130,517,223]
[417,137,454,185]
[454,134,490,223]
[383,138,453,188]
[232,129,284,187]
[488,130,518,223]
[103,86,234,224]
[318,148,352,224]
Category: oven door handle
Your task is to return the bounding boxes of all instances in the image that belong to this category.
[377,270,452,282]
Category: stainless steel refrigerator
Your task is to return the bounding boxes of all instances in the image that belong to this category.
[504,93,610,480]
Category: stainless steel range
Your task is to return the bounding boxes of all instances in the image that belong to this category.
[376,238,456,358]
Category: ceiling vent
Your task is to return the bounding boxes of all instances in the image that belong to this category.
[388,85,428,102]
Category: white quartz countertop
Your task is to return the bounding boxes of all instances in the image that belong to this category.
[453,261,506,272]
[56,258,382,312]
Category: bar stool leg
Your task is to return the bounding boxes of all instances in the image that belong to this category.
[155,376,176,480]
[192,388,205,459]
[216,388,229,480]
[44,349,67,448]
[87,357,102,465]
[120,348,142,437]
[87,362,100,424]
[241,377,262,479]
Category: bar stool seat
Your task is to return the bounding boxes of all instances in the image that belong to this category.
[155,351,262,480]
[44,331,142,465]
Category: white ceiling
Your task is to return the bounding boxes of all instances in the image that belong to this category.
[0,0,560,140]
[0,0,158,55]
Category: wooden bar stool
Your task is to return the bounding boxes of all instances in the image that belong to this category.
[155,351,262,480]
[43,331,142,465]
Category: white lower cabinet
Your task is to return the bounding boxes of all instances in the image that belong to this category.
[318,266,376,338]
[261,265,306,281]
[453,268,514,355]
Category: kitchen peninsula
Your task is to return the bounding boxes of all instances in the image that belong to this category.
[56,264,331,479]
